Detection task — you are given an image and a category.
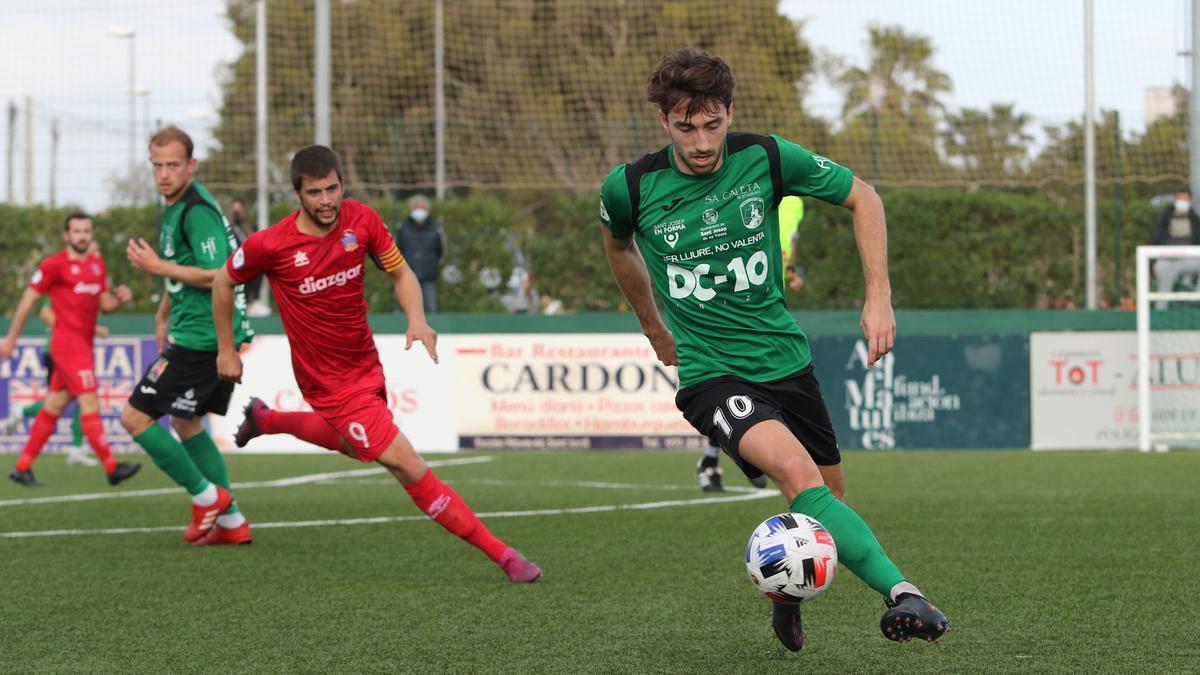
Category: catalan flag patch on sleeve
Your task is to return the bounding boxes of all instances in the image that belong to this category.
[372,242,406,272]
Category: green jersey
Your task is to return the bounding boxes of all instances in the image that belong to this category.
[599,133,853,388]
[159,182,253,351]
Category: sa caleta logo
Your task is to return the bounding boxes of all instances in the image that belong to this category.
[341,229,359,252]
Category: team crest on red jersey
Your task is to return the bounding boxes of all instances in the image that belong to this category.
[341,230,359,252]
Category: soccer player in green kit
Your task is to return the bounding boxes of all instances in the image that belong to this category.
[122,125,255,545]
[599,49,949,651]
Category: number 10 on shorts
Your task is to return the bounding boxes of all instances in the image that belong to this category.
[713,395,755,439]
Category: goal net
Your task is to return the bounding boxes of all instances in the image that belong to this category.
[1136,245,1200,451]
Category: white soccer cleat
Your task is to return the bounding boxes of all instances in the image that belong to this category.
[65,445,100,467]
[1,412,25,436]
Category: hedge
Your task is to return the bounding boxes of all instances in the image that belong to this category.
[0,188,1159,316]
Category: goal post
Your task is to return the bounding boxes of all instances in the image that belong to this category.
[1136,245,1200,452]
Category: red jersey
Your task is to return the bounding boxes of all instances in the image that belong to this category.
[30,250,107,350]
[226,199,406,403]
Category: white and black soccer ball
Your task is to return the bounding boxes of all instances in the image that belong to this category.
[745,513,837,604]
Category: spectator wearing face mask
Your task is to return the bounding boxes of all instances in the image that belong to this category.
[393,194,446,313]
[1151,186,1200,308]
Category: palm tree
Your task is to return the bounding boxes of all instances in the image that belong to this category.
[837,24,952,139]
[943,103,1033,176]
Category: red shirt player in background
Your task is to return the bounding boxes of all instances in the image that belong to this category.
[212,145,541,583]
[1,212,141,487]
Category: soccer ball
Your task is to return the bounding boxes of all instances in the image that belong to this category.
[745,513,837,604]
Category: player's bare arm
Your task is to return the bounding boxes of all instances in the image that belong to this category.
[154,293,171,354]
[99,285,133,313]
[37,303,56,329]
[842,176,895,368]
[126,238,218,289]
[390,262,439,364]
[601,223,677,367]
[0,287,46,360]
[211,265,243,383]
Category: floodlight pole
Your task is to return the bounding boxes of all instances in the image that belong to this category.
[1084,0,1097,310]
[256,0,269,233]
[1191,0,1200,199]
[23,96,32,205]
[256,0,274,309]
[49,118,58,209]
[435,0,446,199]
[314,0,331,146]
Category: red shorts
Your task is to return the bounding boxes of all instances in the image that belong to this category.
[49,342,97,397]
[312,386,399,463]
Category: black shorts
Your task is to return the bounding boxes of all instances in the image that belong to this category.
[675,365,841,480]
[127,344,235,419]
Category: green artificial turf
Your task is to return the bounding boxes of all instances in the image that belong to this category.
[1,449,1197,673]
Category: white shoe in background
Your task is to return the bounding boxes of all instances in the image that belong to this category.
[65,444,99,467]
[1,411,25,435]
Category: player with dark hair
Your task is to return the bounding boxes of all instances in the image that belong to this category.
[121,125,255,545]
[212,144,541,583]
[1,298,107,467]
[599,48,949,650]
[1,213,139,487]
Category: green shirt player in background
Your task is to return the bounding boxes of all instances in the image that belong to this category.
[599,48,949,651]
[121,125,256,546]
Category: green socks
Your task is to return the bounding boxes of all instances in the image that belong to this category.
[133,425,208,495]
[789,485,906,597]
[182,431,239,515]
[69,408,83,447]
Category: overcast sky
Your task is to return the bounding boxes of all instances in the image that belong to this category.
[0,0,1189,211]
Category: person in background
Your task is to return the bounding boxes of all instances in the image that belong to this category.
[1,300,105,467]
[393,194,446,314]
[2,213,139,487]
[1151,186,1200,309]
[215,145,540,583]
[123,125,254,545]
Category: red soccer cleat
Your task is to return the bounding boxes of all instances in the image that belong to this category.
[193,521,253,546]
[183,486,234,543]
[498,547,542,583]
[234,397,270,448]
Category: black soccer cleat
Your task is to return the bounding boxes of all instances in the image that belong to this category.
[771,601,804,651]
[695,458,725,492]
[235,397,269,448]
[881,593,950,644]
[107,462,142,486]
[9,468,44,487]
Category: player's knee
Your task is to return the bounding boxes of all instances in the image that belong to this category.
[120,405,154,436]
[76,394,99,415]
[42,391,70,416]
[170,416,202,439]
[774,452,824,493]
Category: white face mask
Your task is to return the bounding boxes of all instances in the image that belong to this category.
[411,208,429,222]
[1176,199,1191,214]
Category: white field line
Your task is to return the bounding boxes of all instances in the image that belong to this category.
[0,488,778,539]
[317,477,762,494]
[0,456,494,508]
